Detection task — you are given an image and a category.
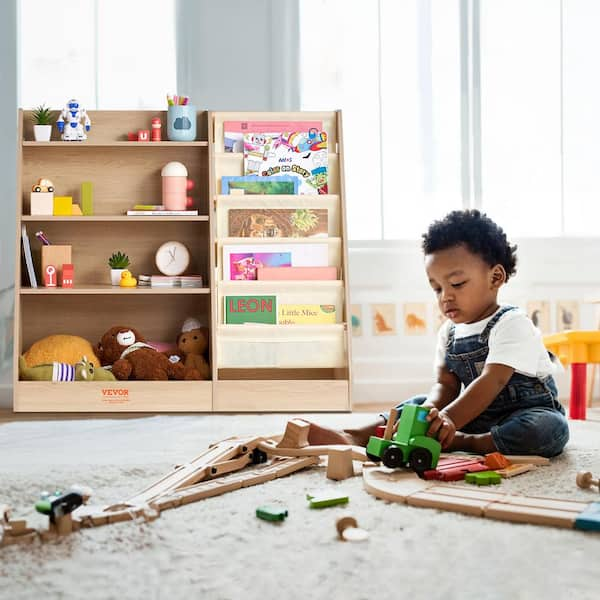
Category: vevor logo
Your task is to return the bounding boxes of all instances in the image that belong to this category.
[101,389,129,397]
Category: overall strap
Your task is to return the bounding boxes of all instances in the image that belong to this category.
[479,305,516,343]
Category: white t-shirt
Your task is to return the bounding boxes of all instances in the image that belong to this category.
[434,306,556,378]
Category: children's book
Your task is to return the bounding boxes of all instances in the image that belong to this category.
[126,210,198,216]
[225,295,277,324]
[228,208,328,238]
[256,266,338,281]
[221,175,299,195]
[243,130,328,195]
[21,225,37,288]
[278,304,337,325]
[223,243,329,281]
[223,120,322,153]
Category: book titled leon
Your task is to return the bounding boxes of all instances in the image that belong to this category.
[224,295,336,325]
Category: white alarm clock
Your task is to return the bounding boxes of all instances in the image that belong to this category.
[155,241,190,276]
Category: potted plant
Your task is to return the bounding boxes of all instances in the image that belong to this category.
[108,251,130,286]
[31,105,53,142]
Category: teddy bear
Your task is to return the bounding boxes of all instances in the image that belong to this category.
[173,317,210,380]
[19,355,116,381]
[95,325,201,381]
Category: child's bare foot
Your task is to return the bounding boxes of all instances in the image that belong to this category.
[445,432,497,454]
[306,422,355,446]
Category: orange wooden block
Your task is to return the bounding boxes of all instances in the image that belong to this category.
[484,452,511,470]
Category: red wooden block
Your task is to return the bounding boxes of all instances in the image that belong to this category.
[138,129,150,141]
[44,264,57,287]
[484,452,510,470]
[423,456,488,481]
[61,263,74,288]
[374,425,387,438]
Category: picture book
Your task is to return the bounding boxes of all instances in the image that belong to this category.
[126,209,198,216]
[278,304,336,325]
[21,225,37,288]
[228,252,292,281]
[228,208,328,238]
[225,295,277,324]
[256,266,338,281]
[223,120,322,153]
[243,130,328,194]
[222,243,329,281]
[221,175,299,195]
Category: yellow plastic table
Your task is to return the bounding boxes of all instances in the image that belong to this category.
[543,330,600,420]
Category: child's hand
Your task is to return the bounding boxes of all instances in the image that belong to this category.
[426,407,457,449]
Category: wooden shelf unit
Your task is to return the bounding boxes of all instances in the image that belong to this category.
[209,111,352,412]
[13,109,352,413]
[13,109,213,412]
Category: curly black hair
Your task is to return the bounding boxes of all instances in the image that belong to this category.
[422,209,517,281]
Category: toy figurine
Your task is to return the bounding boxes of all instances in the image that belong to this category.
[56,99,91,141]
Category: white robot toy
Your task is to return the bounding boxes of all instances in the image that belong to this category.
[56,99,91,141]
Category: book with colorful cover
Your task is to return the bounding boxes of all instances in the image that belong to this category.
[225,295,277,324]
[223,243,329,281]
[221,175,299,195]
[223,120,322,153]
[278,304,337,325]
[243,131,328,194]
[228,208,328,238]
[228,252,292,281]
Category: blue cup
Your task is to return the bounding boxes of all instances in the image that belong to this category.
[167,105,196,141]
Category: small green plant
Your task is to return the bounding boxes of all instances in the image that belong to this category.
[108,251,130,269]
[31,104,53,126]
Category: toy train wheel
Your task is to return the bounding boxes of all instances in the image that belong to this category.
[251,448,268,464]
[409,448,433,473]
[366,452,381,463]
[382,446,403,469]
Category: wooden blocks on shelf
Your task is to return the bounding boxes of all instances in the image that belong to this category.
[41,245,72,286]
[81,181,93,215]
[53,196,73,216]
[30,191,53,215]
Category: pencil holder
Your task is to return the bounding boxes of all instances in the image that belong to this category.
[167,105,196,141]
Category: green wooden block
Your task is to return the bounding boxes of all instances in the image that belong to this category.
[575,502,600,531]
[306,492,349,508]
[464,470,501,486]
[256,505,288,521]
[81,181,93,216]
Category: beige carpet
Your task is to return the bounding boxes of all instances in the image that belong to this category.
[1,411,599,600]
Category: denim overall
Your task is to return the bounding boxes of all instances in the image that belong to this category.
[389,306,569,457]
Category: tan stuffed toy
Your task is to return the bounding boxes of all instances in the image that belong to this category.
[23,334,102,368]
[175,318,210,380]
[95,325,201,381]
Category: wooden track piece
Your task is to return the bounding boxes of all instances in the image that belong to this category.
[496,463,535,478]
[259,440,367,462]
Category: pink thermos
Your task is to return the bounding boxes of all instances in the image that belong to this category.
[161,161,194,210]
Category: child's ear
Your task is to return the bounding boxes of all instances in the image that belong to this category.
[491,265,506,287]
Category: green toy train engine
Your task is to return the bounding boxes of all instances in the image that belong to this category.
[366,405,441,474]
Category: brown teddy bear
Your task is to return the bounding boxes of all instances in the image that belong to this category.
[174,317,210,380]
[95,325,201,381]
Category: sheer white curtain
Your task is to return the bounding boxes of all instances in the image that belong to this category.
[19,0,176,110]
[301,0,600,240]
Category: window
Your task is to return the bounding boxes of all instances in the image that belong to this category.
[300,0,600,239]
[19,0,176,110]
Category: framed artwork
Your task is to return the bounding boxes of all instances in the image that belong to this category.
[371,303,396,336]
[556,300,579,331]
[351,304,363,337]
[526,301,551,334]
[403,302,427,336]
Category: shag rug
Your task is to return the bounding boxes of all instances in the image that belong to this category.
[1,411,599,600]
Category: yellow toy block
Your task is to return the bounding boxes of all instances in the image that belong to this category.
[53,196,73,216]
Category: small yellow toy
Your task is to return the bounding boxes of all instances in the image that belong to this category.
[119,270,137,287]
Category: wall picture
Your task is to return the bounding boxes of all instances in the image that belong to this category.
[556,300,579,331]
[526,301,551,334]
[350,304,362,337]
[403,302,427,336]
[371,303,396,336]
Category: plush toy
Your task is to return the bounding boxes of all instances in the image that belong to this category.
[174,317,210,380]
[95,325,201,381]
[19,355,116,381]
[23,334,102,368]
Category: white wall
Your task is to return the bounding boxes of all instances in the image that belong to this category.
[348,237,600,404]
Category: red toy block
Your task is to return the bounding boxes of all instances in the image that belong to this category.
[61,263,74,288]
[374,425,386,438]
[127,132,138,141]
[484,452,510,470]
[138,129,150,142]
[44,265,57,287]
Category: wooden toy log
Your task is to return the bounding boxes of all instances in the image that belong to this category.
[383,408,398,441]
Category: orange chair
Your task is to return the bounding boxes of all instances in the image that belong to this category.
[543,330,600,420]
